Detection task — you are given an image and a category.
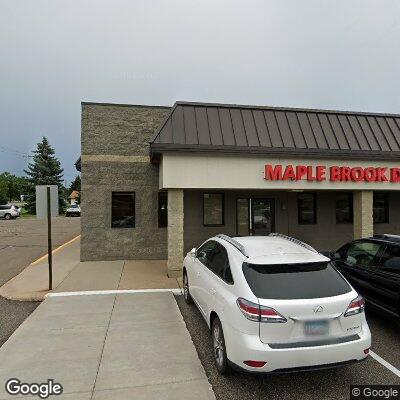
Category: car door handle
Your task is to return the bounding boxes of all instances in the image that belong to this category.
[210,288,216,295]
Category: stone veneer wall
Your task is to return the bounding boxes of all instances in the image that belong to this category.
[80,103,170,261]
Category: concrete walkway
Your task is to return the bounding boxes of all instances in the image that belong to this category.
[0,292,215,400]
[0,238,180,301]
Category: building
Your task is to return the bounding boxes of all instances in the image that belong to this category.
[78,101,400,276]
[68,190,80,205]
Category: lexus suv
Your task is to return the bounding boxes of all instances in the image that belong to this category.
[183,233,371,374]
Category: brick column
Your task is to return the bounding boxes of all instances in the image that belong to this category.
[353,191,373,240]
[167,189,184,277]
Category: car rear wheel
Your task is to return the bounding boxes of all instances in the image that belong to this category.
[4,214,11,220]
[212,317,230,375]
[183,271,193,304]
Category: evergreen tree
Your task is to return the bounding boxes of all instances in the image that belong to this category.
[69,175,81,193]
[24,137,65,213]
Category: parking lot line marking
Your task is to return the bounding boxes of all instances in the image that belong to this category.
[370,351,400,378]
[31,235,81,265]
[47,288,182,297]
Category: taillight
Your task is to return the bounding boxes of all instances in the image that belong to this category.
[236,298,287,323]
[344,295,365,317]
[243,360,267,368]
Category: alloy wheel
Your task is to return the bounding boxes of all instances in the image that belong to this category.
[213,323,225,369]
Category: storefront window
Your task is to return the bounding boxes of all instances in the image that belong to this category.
[298,193,316,224]
[158,191,168,227]
[336,193,353,224]
[203,193,224,226]
[111,192,135,228]
[373,193,389,224]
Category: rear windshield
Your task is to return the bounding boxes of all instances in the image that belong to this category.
[242,262,351,300]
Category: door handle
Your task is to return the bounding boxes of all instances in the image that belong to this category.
[210,288,216,295]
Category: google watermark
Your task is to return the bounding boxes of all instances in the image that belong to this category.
[351,385,400,400]
[5,378,63,399]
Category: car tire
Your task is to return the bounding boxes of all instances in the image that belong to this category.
[4,214,11,220]
[211,317,231,375]
[183,271,193,304]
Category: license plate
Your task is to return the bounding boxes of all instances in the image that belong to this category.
[304,320,329,336]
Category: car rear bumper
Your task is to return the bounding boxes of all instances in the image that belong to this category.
[224,322,371,373]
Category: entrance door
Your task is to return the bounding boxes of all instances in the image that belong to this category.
[236,198,275,236]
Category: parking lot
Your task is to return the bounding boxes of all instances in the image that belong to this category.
[0,216,81,347]
[176,296,400,400]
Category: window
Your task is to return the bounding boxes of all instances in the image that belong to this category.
[111,192,135,228]
[336,193,353,224]
[196,240,218,268]
[379,244,400,272]
[203,193,224,226]
[298,193,316,224]
[196,241,233,284]
[373,193,389,224]
[345,241,382,268]
[158,191,168,227]
[242,262,351,300]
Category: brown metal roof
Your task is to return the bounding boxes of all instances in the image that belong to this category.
[150,101,400,160]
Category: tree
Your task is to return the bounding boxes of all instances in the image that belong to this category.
[0,173,27,204]
[24,137,65,214]
[69,175,81,193]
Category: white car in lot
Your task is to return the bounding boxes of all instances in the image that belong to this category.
[183,234,371,374]
[0,204,20,220]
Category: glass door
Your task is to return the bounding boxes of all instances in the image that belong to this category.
[236,198,275,236]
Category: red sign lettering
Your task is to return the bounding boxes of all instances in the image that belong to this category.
[264,164,399,183]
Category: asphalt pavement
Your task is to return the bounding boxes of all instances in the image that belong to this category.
[175,295,400,400]
[0,216,80,347]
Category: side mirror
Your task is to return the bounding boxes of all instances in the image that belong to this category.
[331,252,341,261]
[189,248,197,257]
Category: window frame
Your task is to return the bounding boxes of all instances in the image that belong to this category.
[203,192,225,227]
[344,239,383,270]
[373,193,389,224]
[158,191,168,228]
[297,193,317,225]
[111,191,136,229]
[335,193,353,224]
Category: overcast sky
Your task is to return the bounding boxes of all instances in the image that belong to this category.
[1,0,400,183]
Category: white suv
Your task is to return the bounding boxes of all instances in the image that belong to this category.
[183,234,371,374]
[0,205,20,220]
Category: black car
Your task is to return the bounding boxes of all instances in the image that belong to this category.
[328,234,400,320]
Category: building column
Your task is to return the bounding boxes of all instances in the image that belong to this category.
[167,189,184,277]
[353,191,373,240]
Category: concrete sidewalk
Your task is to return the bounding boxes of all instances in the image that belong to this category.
[0,238,180,301]
[0,292,215,399]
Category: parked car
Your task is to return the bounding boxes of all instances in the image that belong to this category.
[328,234,400,321]
[65,204,81,217]
[0,204,20,220]
[183,233,371,374]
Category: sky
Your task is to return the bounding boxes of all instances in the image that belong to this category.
[1,0,400,183]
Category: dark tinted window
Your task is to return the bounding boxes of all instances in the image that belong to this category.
[242,262,351,299]
[196,241,218,268]
[379,244,400,272]
[336,193,353,224]
[203,193,224,226]
[197,241,233,284]
[298,193,316,224]
[373,193,389,224]
[0,206,9,210]
[345,241,381,269]
[112,192,135,228]
[158,191,168,227]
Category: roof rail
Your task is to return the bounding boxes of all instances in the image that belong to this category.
[268,233,318,254]
[216,234,248,257]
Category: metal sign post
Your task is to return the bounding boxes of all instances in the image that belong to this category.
[36,185,59,291]
[47,187,53,290]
